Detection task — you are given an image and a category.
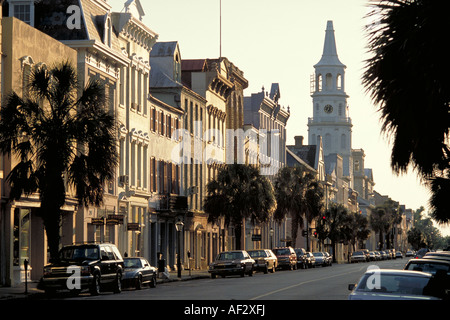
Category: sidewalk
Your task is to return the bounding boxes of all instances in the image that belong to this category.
[0,269,210,300]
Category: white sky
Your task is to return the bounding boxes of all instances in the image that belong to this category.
[109,0,449,236]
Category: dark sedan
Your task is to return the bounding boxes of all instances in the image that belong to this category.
[123,257,157,289]
[209,250,255,278]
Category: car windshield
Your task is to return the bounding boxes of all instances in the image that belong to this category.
[59,246,99,261]
[217,252,244,260]
[353,252,363,256]
[124,258,143,268]
[405,262,450,275]
[273,249,290,255]
[313,252,323,257]
[356,273,431,296]
[248,250,266,258]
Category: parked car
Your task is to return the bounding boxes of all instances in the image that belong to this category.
[247,249,277,273]
[375,251,382,261]
[40,242,124,296]
[209,250,255,278]
[361,249,370,262]
[369,251,377,261]
[403,258,450,276]
[273,247,297,270]
[305,252,316,268]
[294,248,308,269]
[323,252,333,266]
[122,257,157,289]
[348,269,442,300]
[423,251,450,261]
[396,251,403,259]
[313,252,327,267]
[350,251,367,263]
[406,250,414,257]
[380,251,388,260]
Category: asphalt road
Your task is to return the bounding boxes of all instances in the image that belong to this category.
[66,257,408,301]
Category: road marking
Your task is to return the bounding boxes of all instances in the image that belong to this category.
[249,268,365,300]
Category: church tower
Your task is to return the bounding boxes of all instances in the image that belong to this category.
[308,20,353,181]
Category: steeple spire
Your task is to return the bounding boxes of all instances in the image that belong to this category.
[314,20,345,68]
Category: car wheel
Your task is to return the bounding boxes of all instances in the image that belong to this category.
[150,274,157,288]
[113,272,122,294]
[136,274,142,290]
[90,273,101,296]
[211,273,216,279]
[264,264,269,274]
[248,268,253,276]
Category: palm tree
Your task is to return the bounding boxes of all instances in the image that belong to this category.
[204,164,276,249]
[0,61,118,259]
[363,0,450,224]
[273,166,324,247]
[321,203,349,263]
[343,211,370,252]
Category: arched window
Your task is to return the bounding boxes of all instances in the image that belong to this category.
[326,73,332,91]
[317,74,322,92]
[105,17,112,47]
[336,74,342,90]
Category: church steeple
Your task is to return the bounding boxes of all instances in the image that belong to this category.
[315,20,345,68]
[308,20,353,182]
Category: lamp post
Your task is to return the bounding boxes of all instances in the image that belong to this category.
[175,220,184,278]
[270,227,274,250]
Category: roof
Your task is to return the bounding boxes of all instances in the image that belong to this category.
[314,20,346,68]
[149,64,182,89]
[35,0,122,53]
[151,41,179,57]
[181,59,207,72]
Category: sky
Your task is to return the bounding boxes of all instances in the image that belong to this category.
[109,0,449,236]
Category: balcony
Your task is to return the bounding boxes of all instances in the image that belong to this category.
[156,194,188,215]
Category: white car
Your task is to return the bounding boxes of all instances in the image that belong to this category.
[348,269,442,300]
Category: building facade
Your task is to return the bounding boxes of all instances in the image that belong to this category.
[0,14,77,286]
[243,83,290,250]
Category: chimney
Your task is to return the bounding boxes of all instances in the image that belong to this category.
[294,136,304,148]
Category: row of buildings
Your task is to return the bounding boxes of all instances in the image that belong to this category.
[0,0,414,287]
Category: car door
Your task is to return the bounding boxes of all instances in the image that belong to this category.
[99,247,112,285]
[140,259,152,283]
[102,246,117,284]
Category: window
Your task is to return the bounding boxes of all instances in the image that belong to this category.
[13,4,32,25]
[317,74,322,92]
[150,157,157,193]
[105,18,112,47]
[326,73,332,91]
[151,108,156,132]
[159,111,165,135]
[337,74,342,90]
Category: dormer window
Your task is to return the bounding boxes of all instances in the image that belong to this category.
[8,0,35,26]
[174,54,181,83]
[105,16,112,47]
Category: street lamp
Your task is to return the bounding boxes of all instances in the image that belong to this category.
[175,220,184,278]
[270,227,274,249]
